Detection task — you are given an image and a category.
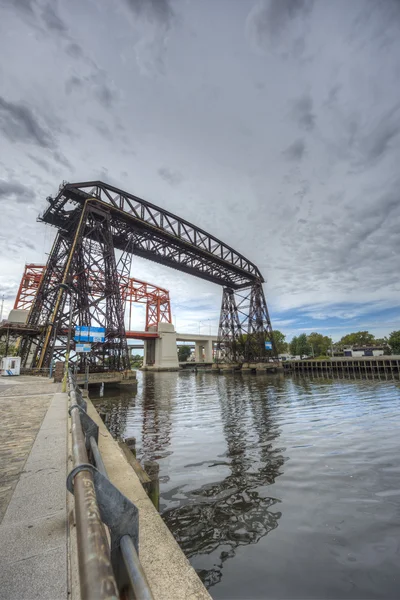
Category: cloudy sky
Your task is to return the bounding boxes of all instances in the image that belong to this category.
[0,0,399,341]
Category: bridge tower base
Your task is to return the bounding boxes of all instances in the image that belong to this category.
[143,323,179,371]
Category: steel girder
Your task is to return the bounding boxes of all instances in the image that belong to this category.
[40,181,262,289]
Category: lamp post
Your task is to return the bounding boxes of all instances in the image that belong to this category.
[60,283,76,393]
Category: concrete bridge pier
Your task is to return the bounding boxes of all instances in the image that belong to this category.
[143,323,179,371]
[195,339,213,363]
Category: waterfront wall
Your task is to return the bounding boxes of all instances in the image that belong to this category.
[283,356,400,379]
[85,399,211,600]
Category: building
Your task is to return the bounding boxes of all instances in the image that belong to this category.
[343,346,385,357]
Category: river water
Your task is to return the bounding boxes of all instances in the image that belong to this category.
[93,372,400,599]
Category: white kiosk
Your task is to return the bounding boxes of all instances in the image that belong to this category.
[0,356,21,376]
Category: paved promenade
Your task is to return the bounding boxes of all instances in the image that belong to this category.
[0,376,68,599]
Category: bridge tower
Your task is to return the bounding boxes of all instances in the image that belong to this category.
[217,282,276,363]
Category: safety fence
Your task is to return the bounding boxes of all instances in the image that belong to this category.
[67,371,154,600]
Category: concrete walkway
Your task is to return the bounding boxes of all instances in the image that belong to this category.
[0,377,68,600]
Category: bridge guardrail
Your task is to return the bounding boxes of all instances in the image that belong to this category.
[67,371,154,600]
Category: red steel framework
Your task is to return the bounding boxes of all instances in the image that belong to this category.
[120,276,172,331]
[14,264,172,332]
[14,264,46,311]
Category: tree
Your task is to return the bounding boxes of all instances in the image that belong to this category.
[178,345,191,362]
[272,330,288,354]
[388,331,400,354]
[339,331,376,347]
[130,354,143,368]
[307,332,332,357]
[0,341,16,358]
[297,333,311,357]
[375,337,392,355]
[289,336,298,356]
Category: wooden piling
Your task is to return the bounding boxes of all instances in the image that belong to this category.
[124,436,137,458]
[144,460,160,512]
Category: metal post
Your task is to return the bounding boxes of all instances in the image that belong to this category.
[144,460,159,511]
[85,363,89,391]
[5,327,10,357]
[62,293,74,393]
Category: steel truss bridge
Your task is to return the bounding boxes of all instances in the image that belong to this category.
[18,181,276,370]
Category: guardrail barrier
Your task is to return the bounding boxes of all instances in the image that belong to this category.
[67,371,154,600]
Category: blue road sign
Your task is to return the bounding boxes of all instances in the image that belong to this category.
[74,326,105,343]
[75,343,92,353]
[265,341,273,350]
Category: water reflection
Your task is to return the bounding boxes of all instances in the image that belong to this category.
[94,372,400,599]
[163,375,285,588]
[138,374,174,461]
[91,386,134,438]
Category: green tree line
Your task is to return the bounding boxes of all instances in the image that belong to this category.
[272,329,400,357]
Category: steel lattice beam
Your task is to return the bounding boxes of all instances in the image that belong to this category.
[40,181,262,289]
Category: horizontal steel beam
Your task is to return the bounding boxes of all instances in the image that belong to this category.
[41,181,263,288]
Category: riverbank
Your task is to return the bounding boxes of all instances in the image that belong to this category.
[0,375,210,600]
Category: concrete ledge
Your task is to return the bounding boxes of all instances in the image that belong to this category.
[0,389,68,600]
[86,400,211,600]
[141,366,180,372]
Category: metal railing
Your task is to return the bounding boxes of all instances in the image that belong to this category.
[67,371,154,600]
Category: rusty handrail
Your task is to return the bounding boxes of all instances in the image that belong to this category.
[69,383,119,600]
[68,372,154,600]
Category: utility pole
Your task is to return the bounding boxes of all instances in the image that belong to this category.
[0,295,4,322]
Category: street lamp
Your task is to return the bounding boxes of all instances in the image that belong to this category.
[60,283,76,393]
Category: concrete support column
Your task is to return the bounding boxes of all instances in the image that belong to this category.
[195,342,204,362]
[203,340,213,363]
[144,323,179,371]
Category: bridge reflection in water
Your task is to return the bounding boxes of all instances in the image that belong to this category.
[92,372,286,590]
[163,375,284,589]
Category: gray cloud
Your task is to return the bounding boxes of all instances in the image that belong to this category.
[89,119,113,141]
[53,151,72,170]
[124,0,174,26]
[283,138,306,161]
[122,0,176,75]
[95,84,115,109]
[357,103,400,166]
[291,94,316,131]
[65,71,117,109]
[158,167,183,186]
[246,0,314,55]
[0,96,54,148]
[65,43,84,60]
[28,154,51,171]
[41,2,67,33]
[1,0,35,15]
[65,75,83,94]
[0,179,36,204]
[263,0,313,37]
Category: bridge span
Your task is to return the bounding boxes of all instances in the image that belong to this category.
[128,325,218,369]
